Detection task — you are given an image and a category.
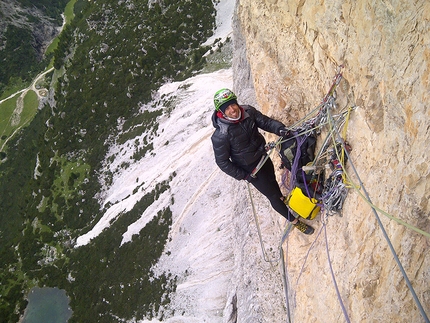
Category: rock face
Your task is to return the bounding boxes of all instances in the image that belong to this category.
[233,1,430,322]
[0,0,61,58]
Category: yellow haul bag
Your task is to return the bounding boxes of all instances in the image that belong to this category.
[286,187,320,220]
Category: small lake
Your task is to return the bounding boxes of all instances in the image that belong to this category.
[21,287,72,323]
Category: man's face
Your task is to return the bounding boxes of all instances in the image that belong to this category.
[224,103,240,119]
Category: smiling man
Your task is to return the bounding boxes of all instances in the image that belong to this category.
[210,88,314,235]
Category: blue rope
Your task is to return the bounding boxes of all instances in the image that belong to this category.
[294,225,323,286]
[278,66,429,323]
[323,221,351,322]
[342,148,430,323]
[280,223,293,323]
[328,114,430,322]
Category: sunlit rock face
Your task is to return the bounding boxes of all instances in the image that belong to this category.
[233,1,430,322]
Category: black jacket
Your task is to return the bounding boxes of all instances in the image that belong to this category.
[211,105,284,180]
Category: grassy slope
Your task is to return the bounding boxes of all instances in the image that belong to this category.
[0,0,75,152]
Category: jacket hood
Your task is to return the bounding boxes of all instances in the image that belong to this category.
[211,109,220,129]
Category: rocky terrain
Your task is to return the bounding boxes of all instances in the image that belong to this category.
[1,1,428,322]
[0,0,62,56]
[233,1,430,322]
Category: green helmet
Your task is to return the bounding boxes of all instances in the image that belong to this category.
[214,88,237,111]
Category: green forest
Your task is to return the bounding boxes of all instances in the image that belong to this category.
[0,0,68,94]
[15,0,68,23]
[0,0,217,322]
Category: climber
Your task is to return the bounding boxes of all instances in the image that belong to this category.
[210,88,314,235]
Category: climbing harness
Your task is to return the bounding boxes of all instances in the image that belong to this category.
[249,140,280,178]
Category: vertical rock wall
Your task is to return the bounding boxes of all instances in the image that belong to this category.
[233,1,430,322]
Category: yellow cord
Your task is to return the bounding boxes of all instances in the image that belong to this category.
[327,106,430,239]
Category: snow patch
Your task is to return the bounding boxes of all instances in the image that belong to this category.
[75,1,288,321]
[203,0,235,46]
[75,69,233,247]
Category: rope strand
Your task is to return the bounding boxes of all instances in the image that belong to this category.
[323,221,351,323]
[277,66,428,323]
[326,103,430,323]
[247,183,280,264]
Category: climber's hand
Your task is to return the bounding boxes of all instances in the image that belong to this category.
[279,127,291,137]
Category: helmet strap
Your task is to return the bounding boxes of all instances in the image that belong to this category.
[223,110,242,121]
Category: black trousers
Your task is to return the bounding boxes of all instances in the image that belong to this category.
[245,157,295,222]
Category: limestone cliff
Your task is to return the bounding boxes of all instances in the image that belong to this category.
[233,1,430,322]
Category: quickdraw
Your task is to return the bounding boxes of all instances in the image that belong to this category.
[275,66,355,218]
